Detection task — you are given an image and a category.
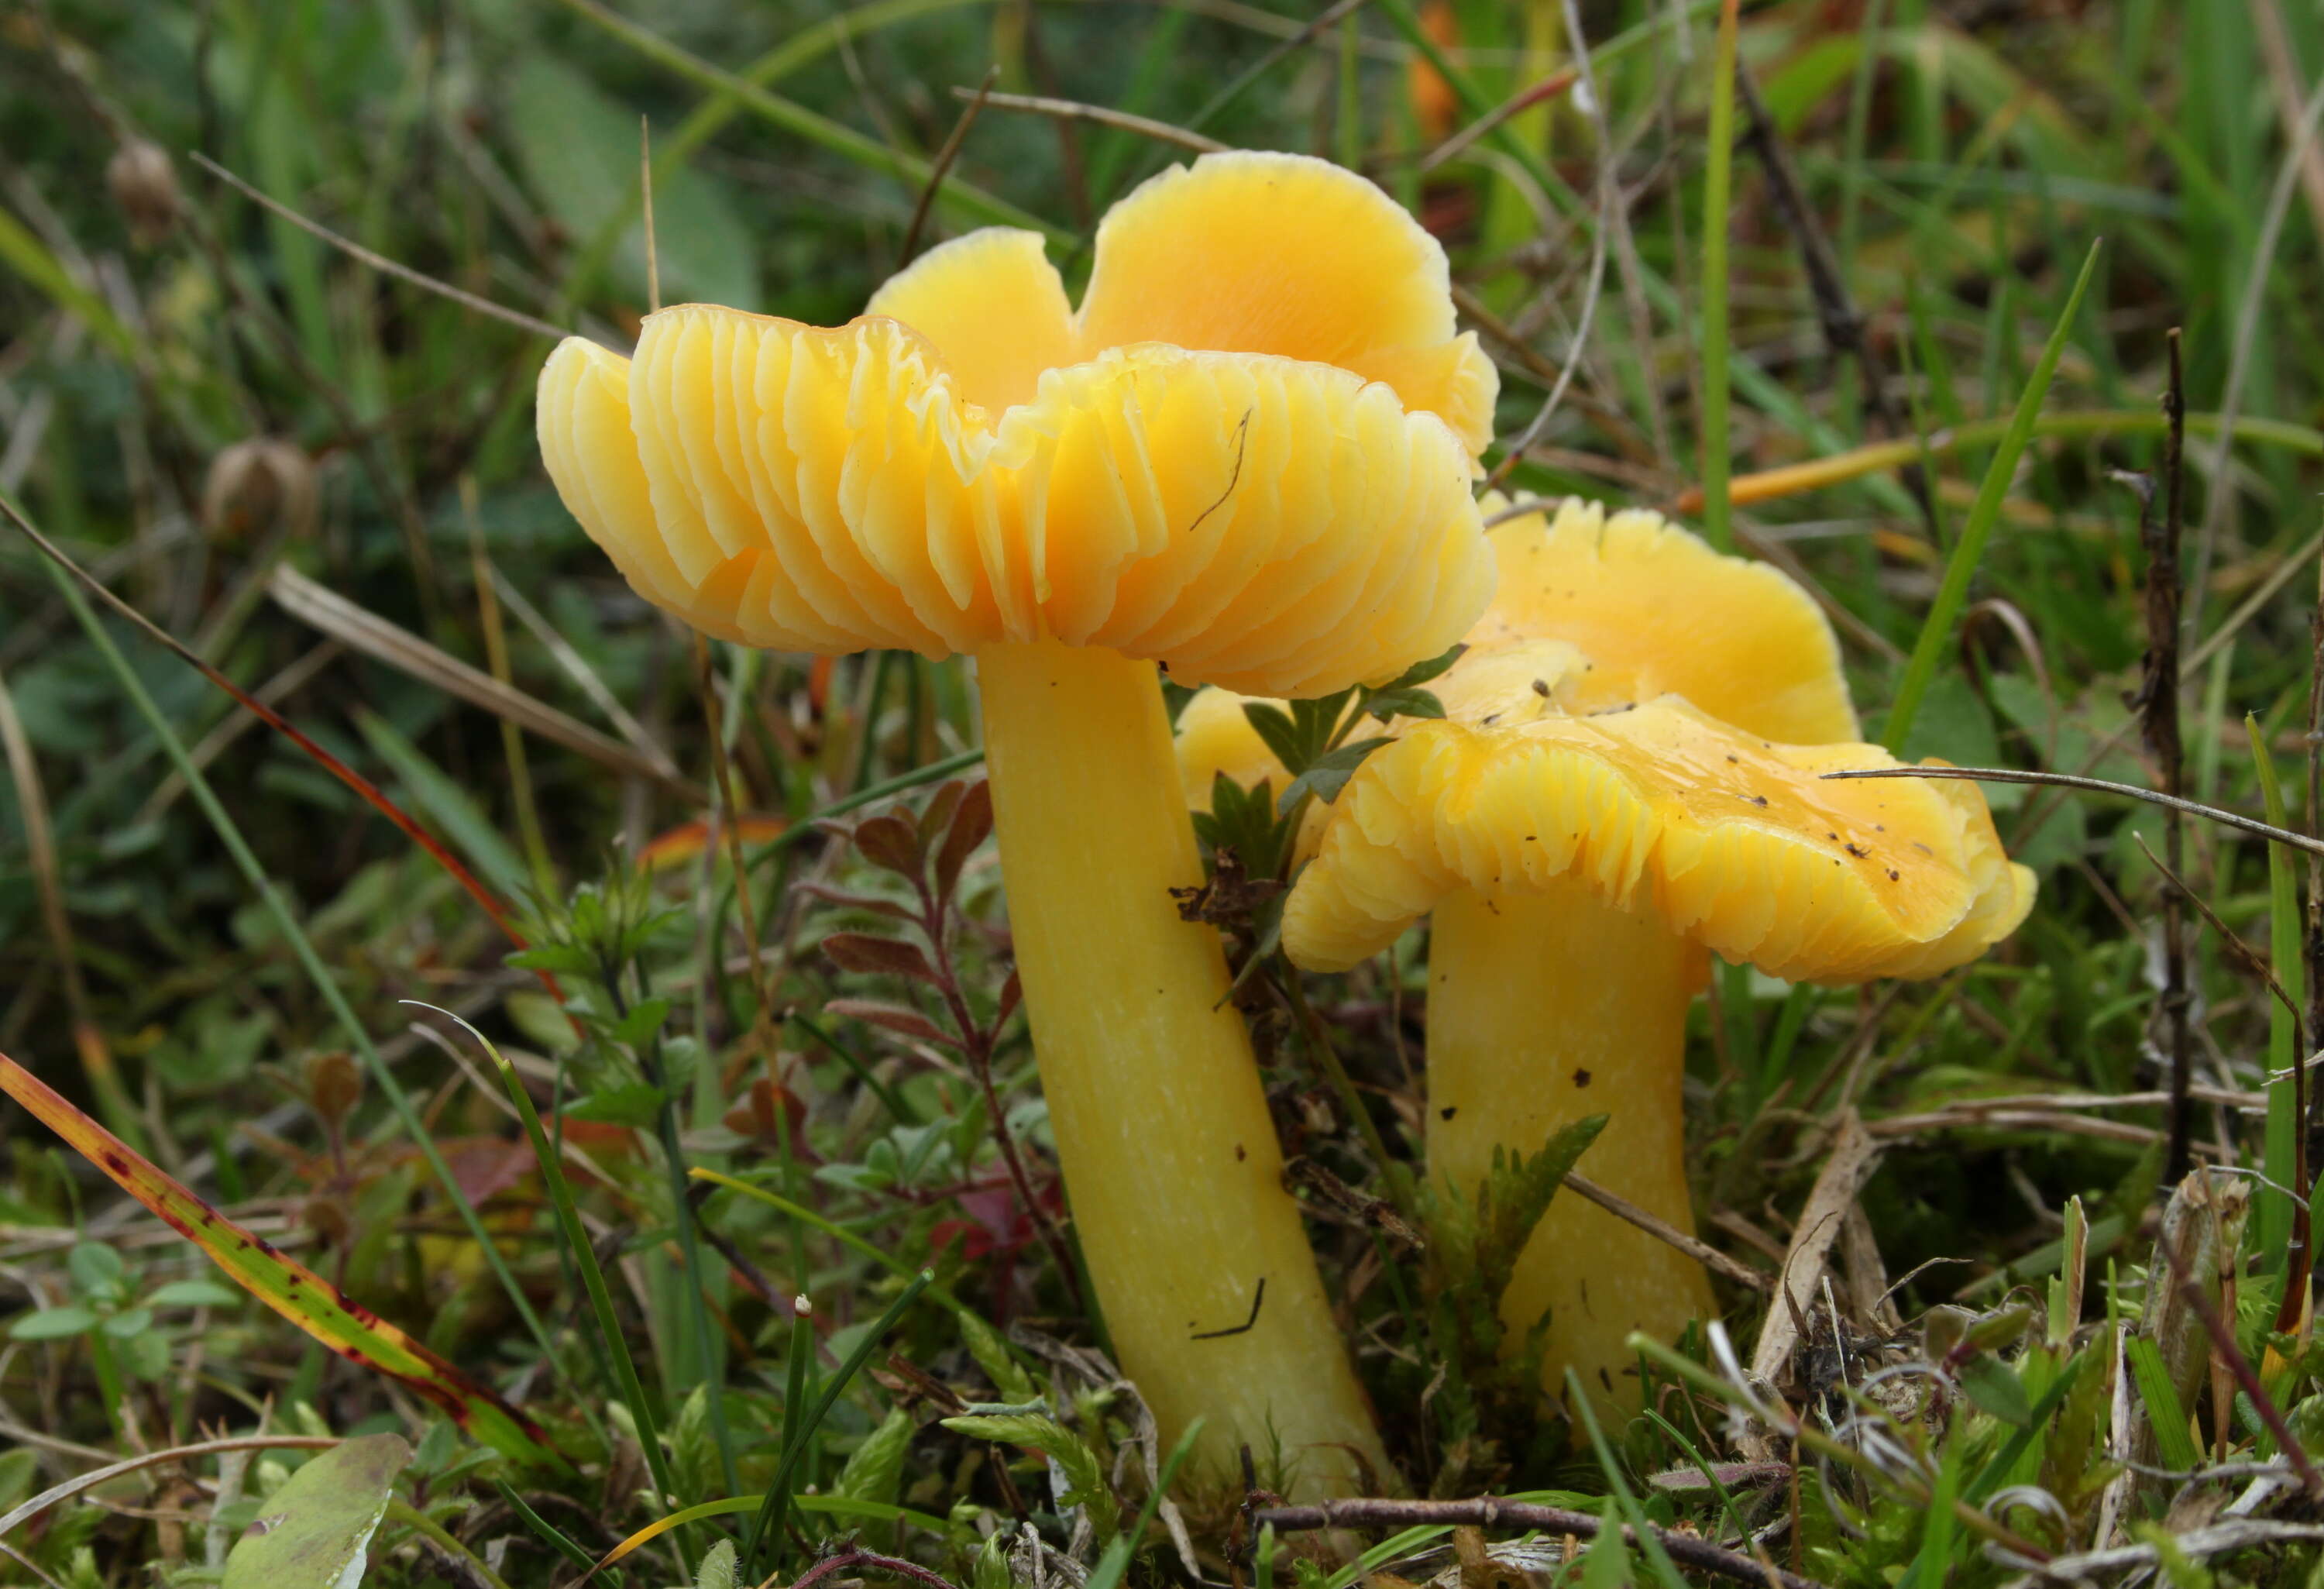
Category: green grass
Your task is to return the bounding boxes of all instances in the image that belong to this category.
[8,3,2324,1588]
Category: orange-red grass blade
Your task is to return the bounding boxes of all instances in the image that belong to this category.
[0,495,535,956]
[0,1045,562,1467]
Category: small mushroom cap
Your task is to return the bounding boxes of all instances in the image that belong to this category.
[537,152,1497,698]
[1175,686,1297,811]
[1281,646,2035,980]
[1470,497,1858,744]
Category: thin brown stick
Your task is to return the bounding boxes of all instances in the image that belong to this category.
[1732,65,1936,544]
[2127,335,2194,1178]
[1821,765,2324,858]
[1561,1171,1771,1292]
[1418,69,1577,174]
[266,564,689,791]
[951,87,1226,155]
[903,69,1001,267]
[187,153,569,341]
[1253,1498,1826,1589]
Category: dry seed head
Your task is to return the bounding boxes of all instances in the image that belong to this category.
[302,1050,363,1133]
[201,438,318,544]
[106,139,182,245]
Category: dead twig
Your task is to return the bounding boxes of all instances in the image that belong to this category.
[266,564,690,793]
[1560,1170,1772,1293]
[1750,1112,1879,1394]
[1253,1498,1826,1589]
[951,88,1225,155]
[2128,330,2194,1179]
[187,153,569,341]
[1822,765,2324,858]
[904,70,1000,267]
[1732,65,1935,542]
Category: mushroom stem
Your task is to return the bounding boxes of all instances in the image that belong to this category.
[1428,879,1714,1409]
[975,638,1386,1495]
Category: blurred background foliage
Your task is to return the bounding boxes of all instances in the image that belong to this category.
[11,0,2324,1584]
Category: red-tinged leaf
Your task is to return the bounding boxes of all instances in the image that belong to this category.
[438,1136,536,1207]
[852,813,923,877]
[996,969,1022,1030]
[826,999,957,1049]
[919,779,967,847]
[935,779,993,902]
[823,933,938,982]
[638,813,788,875]
[792,882,916,922]
[0,1046,563,1467]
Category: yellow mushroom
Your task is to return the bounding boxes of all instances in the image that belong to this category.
[536,151,1501,1493]
[1271,499,2034,1411]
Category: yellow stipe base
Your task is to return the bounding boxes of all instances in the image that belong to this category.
[1428,881,1714,1413]
[976,638,1387,1496]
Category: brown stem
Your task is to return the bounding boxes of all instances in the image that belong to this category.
[788,1549,964,1589]
[2128,337,2193,1181]
[916,872,1082,1308]
[1253,1498,1824,1589]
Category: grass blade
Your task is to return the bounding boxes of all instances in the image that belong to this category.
[2125,1334,2202,1471]
[744,1270,934,1574]
[551,0,1059,242]
[1699,0,1742,553]
[19,528,577,1421]
[0,1047,559,1467]
[421,1006,690,1559]
[2247,714,2305,1264]
[1884,238,2104,751]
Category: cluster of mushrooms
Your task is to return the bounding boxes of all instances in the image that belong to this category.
[536,151,2034,1498]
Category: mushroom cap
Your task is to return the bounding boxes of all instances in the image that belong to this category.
[1279,641,2036,980]
[536,152,1498,698]
[1469,497,1858,745]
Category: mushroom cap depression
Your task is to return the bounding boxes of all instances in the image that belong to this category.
[536,151,1499,699]
[1276,500,2037,979]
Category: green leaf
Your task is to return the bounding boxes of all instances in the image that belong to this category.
[68,1240,127,1298]
[1360,687,1446,724]
[1240,703,1305,776]
[696,1540,741,1589]
[942,1413,1118,1539]
[222,1434,409,1589]
[9,1304,98,1340]
[611,996,673,1048]
[1957,1354,2033,1426]
[101,1306,155,1340]
[506,944,599,976]
[564,1082,669,1127]
[1377,644,1467,693]
[955,1309,1038,1405]
[835,1405,915,1508]
[1277,738,1394,816]
[2126,1334,2202,1470]
[1473,1116,1608,1312]
[507,57,755,309]
[148,1279,246,1310]
[353,710,533,907]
